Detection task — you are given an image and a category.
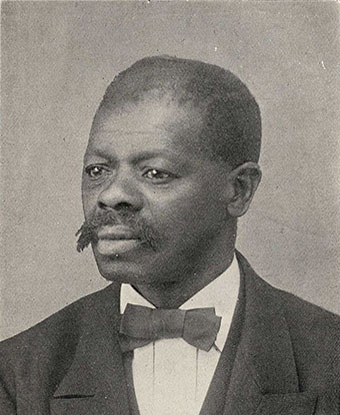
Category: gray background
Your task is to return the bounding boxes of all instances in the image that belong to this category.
[1,1,339,341]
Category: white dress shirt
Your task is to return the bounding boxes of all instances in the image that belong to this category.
[120,255,240,415]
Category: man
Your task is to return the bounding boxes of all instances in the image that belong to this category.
[1,56,339,415]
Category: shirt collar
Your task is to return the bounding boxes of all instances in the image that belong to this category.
[120,254,240,351]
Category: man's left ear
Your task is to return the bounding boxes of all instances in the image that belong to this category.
[226,162,261,217]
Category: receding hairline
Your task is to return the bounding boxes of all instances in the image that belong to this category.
[100,55,255,108]
[93,55,262,167]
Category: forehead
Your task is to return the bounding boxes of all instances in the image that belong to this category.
[87,99,205,160]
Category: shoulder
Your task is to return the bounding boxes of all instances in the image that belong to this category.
[0,283,120,405]
[272,284,340,389]
[256,269,340,345]
[251,264,340,380]
[276,286,340,332]
[237,251,340,336]
[237,251,340,367]
[0,283,118,361]
[274,286,340,354]
[238,251,340,390]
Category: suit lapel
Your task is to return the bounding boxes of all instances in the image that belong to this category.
[50,284,130,415]
[200,272,246,415]
[223,252,317,415]
[50,254,320,415]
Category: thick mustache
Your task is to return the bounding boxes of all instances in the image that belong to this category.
[76,210,158,252]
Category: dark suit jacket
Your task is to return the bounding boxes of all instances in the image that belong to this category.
[1,253,339,415]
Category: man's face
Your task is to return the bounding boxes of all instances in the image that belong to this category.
[81,99,234,285]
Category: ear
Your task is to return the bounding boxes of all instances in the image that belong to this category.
[226,162,261,217]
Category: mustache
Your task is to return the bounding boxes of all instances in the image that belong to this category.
[76,210,159,252]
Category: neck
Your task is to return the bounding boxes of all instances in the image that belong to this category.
[134,232,236,309]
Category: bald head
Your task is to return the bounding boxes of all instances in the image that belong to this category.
[95,55,261,168]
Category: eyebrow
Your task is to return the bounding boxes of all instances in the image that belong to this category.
[132,150,178,163]
[85,148,180,164]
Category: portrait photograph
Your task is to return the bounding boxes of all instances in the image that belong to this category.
[1,1,339,414]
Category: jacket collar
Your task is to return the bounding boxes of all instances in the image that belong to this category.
[50,282,130,415]
[51,252,318,415]
[222,251,317,415]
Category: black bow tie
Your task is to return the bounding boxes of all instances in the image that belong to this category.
[119,303,222,352]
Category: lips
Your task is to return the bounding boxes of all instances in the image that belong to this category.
[97,225,139,240]
[96,225,141,256]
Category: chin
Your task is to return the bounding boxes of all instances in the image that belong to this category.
[94,254,154,285]
[96,260,139,283]
[92,244,188,286]
[95,255,182,287]
[92,243,146,282]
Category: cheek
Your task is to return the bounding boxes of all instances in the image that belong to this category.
[147,184,225,237]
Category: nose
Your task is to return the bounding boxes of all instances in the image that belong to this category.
[97,173,143,213]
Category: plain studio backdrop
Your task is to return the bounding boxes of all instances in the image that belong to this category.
[1,1,339,340]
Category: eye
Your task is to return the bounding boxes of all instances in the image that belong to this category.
[84,165,109,179]
[143,168,174,183]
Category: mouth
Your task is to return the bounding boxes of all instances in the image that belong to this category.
[96,225,142,256]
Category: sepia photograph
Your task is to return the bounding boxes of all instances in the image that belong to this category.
[1,1,339,414]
